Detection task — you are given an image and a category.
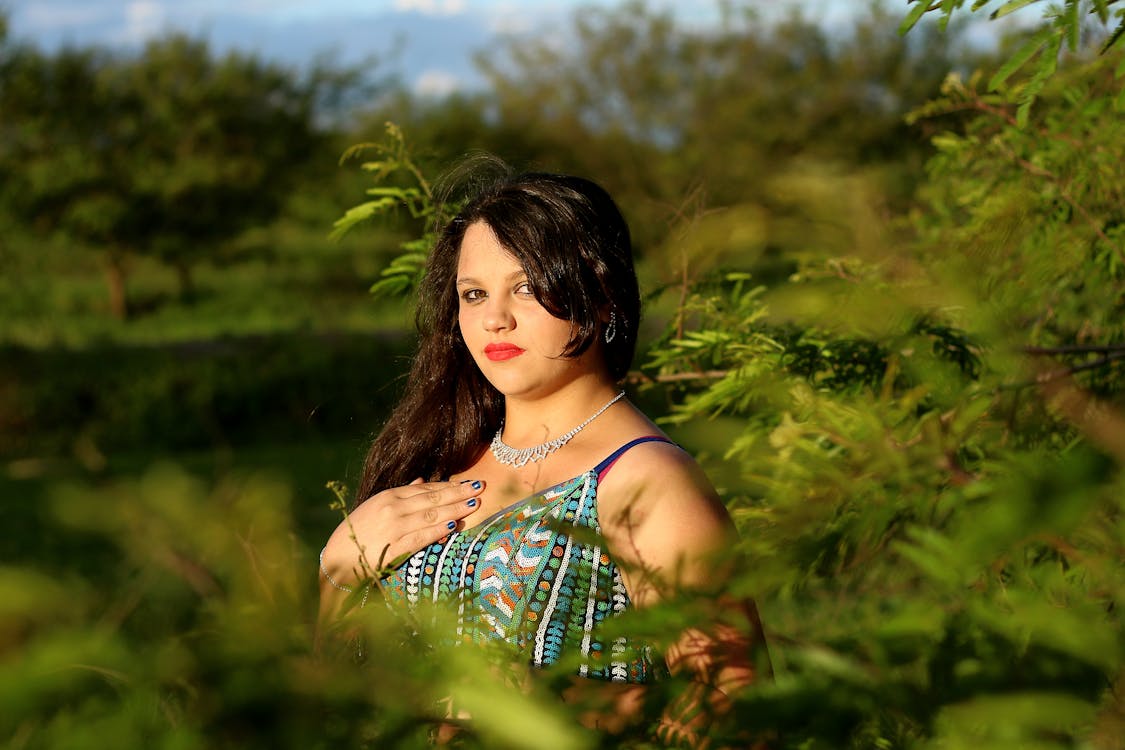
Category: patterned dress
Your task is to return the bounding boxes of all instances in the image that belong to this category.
[382,437,671,683]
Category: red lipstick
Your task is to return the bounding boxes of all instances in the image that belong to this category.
[484,343,525,362]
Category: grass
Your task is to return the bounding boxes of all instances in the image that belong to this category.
[0,205,413,553]
[0,218,416,348]
[1,436,365,568]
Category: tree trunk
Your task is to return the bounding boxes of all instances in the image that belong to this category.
[174,261,195,303]
[104,253,129,320]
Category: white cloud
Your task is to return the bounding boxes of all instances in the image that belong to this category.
[484,3,533,34]
[393,0,467,17]
[413,69,461,97]
[17,2,115,32]
[122,0,165,43]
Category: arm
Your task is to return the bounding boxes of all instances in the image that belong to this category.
[599,443,770,747]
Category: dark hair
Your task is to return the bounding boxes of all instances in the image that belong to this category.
[354,170,641,504]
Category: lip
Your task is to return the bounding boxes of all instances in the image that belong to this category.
[484,343,526,362]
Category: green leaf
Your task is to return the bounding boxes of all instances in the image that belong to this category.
[893,526,966,588]
[971,592,1121,670]
[898,1,930,36]
[1102,18,1125,54]
[1015,31,1062,126]
[786,645,876,686]
[935,692,1098,743]
[327,197,399,240]
[1091,0,1111,24]
[363,186,420,198]
[337,141,378,165]
[368,250,427,299]
[449,670,589,750]
[989,27,1054,91]
[990,0,1041,20]
[1064,0,1079,51]
[938,0,959,32]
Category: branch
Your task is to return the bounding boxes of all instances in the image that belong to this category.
[1038,370,1125,464]
[969,99,1084,148]
[997,145,1123,262]
[627,369,730,384]
[1022,344,1125,355]
[1034,350,1125,384]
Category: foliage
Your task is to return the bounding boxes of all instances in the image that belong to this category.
[324,3,1125,747]
[3,1,1125,749]
[0,34,329,318]
[628,3,1125,747]
[330,123,444,299]
[642,264,1123,748]
[0,333,412,461]
[907,54,1125,362]
[900,0,1125,124]
[1,466,559,750]
[338,0,978,275]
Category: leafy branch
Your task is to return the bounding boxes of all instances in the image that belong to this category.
[899,0,1125,125]
[1022,344,1125,383]
[331,122,446,298]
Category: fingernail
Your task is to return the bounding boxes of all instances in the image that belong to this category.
[446,520,457,530]
[467,498,478,508]
[470,480,482,490]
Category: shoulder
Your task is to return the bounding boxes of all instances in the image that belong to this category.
[596,438,735,583]
[597,438,712,500]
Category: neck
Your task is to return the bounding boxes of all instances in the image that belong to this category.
[499,377,622,447]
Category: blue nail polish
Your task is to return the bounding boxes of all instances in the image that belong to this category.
[471,480,482,490]
[467,498,478,508]
[446,520,457,530]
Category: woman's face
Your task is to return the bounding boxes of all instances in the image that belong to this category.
[456,221,606,400]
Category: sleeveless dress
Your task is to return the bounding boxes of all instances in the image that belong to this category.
[381,437,672,683]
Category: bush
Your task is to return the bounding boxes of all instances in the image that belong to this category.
[0,333,413,459]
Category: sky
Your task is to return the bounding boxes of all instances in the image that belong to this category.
[2,0,893,97]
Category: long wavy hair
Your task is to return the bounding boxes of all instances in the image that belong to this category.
[354,170,641,505]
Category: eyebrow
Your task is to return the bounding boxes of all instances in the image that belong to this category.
[455,270,528,287]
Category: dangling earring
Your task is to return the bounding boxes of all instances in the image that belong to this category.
[604,310,617,344]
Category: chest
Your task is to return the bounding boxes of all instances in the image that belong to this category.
[387,473,617,610]
[453,457,595,522]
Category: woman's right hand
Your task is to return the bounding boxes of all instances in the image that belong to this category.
[319,478,485,598]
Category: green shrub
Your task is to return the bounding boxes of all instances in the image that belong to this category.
[0,333,412,459]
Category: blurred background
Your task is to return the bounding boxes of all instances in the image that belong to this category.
[1,1,1123,747]
[1,0,991,543]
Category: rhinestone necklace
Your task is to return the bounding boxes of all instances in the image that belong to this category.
[490,391,626,468]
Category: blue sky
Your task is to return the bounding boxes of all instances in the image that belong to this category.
[3,0,895,96]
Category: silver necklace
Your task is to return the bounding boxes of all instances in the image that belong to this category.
[490,391,626,468]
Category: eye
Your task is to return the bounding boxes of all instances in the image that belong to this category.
[514,281,535,297]
[460,288,486,303]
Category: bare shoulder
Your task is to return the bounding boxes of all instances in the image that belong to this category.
[596,438,734,559]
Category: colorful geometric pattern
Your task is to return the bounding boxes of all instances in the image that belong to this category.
[382,445,666,683]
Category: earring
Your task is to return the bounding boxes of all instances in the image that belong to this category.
[604,311,617,344]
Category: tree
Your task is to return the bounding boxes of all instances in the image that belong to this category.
[0,35,327,317]
[634,3,1125,747]
[453,1,995,316]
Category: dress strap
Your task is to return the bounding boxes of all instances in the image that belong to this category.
[594,435,676,481]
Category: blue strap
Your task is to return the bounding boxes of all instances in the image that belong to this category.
[593,436,675,480]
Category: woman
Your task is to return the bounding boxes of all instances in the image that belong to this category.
[319,170,764,742]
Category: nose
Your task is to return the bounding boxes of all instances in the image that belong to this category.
[482,296,514,332]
